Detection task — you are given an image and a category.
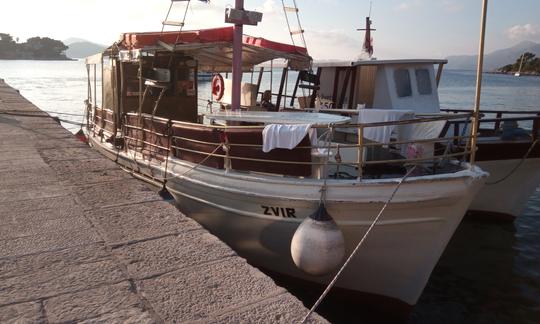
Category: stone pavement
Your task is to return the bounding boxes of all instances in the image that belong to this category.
[0,79,327,323]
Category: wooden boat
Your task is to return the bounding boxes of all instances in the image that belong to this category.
[440,108,540,220]
[307,57,540,221]
[83,21,486,314]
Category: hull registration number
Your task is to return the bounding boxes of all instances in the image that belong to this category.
[261,205,296,218]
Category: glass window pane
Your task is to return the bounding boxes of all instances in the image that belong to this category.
[415,69,432,95]
[394,69,412,97]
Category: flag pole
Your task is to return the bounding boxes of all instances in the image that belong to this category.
[470,0,488,165]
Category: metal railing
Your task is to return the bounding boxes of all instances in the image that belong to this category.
[441,108,540,141]
[87,111,475,180]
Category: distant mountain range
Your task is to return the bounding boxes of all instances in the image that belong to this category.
[446,41,540,71]
[63,38,106,59]
[60,37,539,70]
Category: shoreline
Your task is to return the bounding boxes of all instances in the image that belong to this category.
[0,57,76,61]
[486,70,540,76]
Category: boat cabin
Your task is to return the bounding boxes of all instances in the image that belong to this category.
[313,59,447,113]
[85,26,312,133]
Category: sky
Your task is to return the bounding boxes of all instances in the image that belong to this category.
[1,0,540,60]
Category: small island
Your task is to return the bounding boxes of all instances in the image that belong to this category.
[496,52,540,76]
[0,33,70,60]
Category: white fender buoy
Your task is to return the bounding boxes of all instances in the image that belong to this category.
[290,204,345,276]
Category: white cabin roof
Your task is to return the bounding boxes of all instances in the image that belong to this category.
[315,59,447,68]
[352,59,447,66]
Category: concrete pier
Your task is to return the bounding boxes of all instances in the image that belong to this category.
[0,79,327,323]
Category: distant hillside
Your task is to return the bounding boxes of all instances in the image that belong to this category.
[446,41,540,70]
[0,33,69,60]
[64,39,106,59]
[497,52,540,75]
[63,37,88,45]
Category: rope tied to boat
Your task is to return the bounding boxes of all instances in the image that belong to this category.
[159,143,224,182]
[486,139,538,185]
[318,124,334,205]
[0,110,85,126]
[301,164,418,324]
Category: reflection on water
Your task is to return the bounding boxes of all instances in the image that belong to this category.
[1,60,539,323]
[0,60,90,132]
[410,188,540,324]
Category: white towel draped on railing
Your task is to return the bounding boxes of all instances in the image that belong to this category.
[262,124,314,152]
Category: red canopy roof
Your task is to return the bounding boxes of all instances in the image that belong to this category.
[121,27,234,48]
[119,27,310,71]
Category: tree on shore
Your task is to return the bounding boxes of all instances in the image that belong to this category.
[0,33,18,59]
[22,37,68,59]
[0,33,69,60]
[499,52,540,74]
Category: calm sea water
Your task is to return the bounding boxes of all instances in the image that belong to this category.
[1,60,539,323]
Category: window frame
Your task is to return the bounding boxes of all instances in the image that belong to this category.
[393,68,412,98]
[415,68,433,95]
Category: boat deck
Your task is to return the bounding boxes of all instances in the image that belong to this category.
[0,79,326,323]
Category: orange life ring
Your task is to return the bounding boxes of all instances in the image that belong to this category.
[211,74,225,101]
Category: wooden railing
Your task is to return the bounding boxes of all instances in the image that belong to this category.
[92,106,116,138]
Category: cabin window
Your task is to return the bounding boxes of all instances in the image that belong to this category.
[394,69,412,98]
[415,69,432,95]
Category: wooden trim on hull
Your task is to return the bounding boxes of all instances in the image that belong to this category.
[465,209,517,222]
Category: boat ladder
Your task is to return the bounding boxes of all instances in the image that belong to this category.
[141,0,209,116]
[280,0,319,108]
[281,0,307,50]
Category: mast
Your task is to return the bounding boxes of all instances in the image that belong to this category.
[226,1,262,111]
[519,53,525,71]
[231,0,244,111]
[516,53,525,76]
[470,0,488,165]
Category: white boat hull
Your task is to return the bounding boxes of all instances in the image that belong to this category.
[88,135,486,307]
[471,158,540,219]
[166,176,483,307]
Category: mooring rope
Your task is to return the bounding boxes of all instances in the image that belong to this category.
[301,164,418,323]
[318,125,334,205]
[119,136,224,184]
[159,143,224,182]
[0,110,85,126]
[486,139,538,185]
[0,109,84,117]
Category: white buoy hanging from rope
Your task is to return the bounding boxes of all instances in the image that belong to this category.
[291,203,345,276]
[290,126,345,276]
